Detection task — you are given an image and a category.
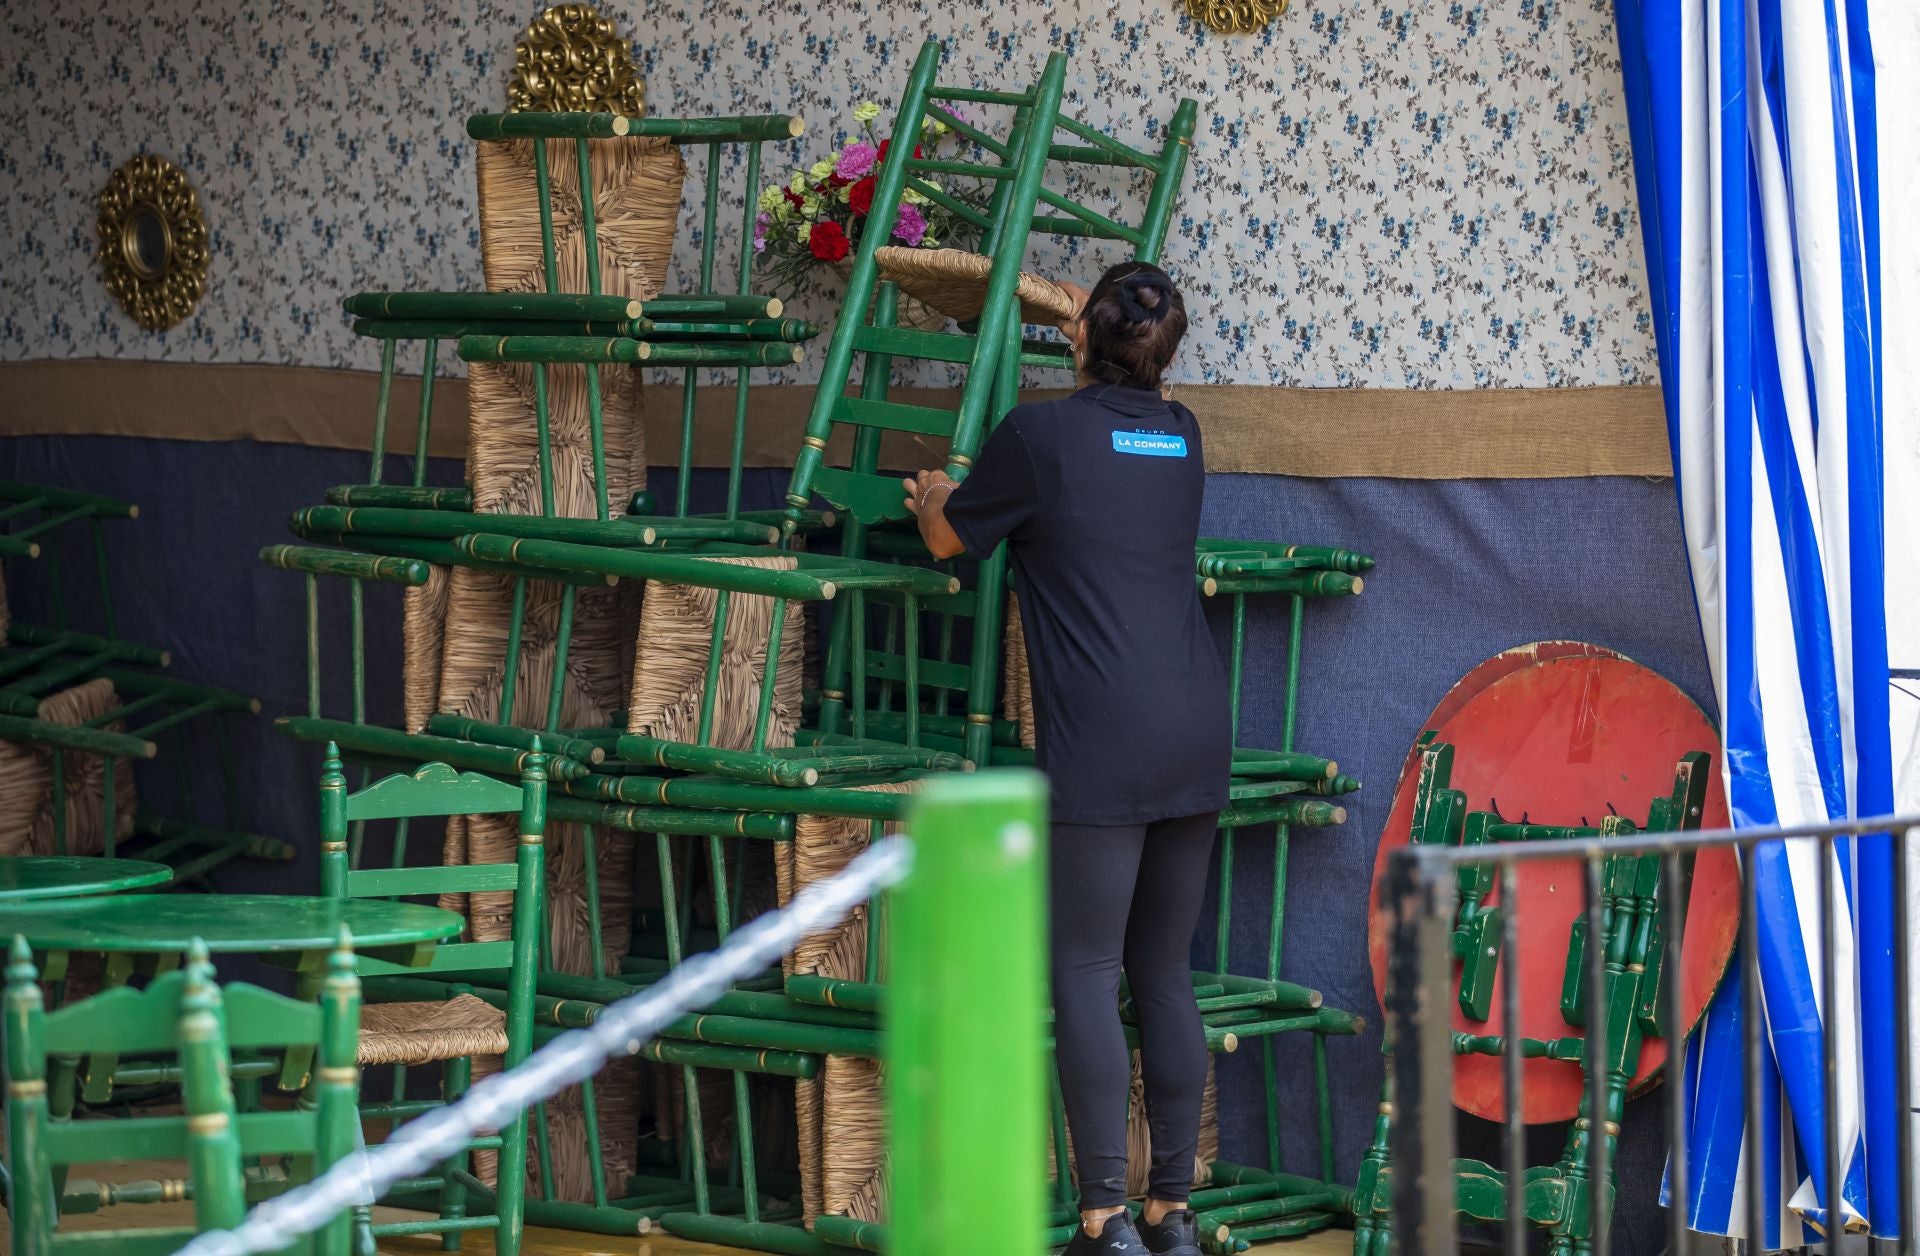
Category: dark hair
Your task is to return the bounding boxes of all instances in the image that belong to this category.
[1078,261,1187,391]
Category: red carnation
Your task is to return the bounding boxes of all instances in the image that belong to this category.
[875,139,924,164]
[848,176,877,216]
[783,187,805,210]
[808,220,850,262]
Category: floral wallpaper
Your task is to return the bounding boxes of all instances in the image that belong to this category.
[0,0,1657,389]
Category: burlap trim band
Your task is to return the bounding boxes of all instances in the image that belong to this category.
[0,359,1672,480]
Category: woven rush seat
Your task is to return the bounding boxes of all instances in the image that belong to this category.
[0,677,139,857]
[872,246,1079,327]
[356,994,509,1066]
[626,554,806,750]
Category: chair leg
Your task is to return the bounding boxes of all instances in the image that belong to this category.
[438,1057,472,1251]
[493,1106,528,1256]
[351,1204,377,1256]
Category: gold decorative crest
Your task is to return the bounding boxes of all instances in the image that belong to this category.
[96,154,209,333]
[1185,0,1291,34]
[508,4,646,116]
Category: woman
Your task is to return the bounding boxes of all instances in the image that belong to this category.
[903,261,1229,1256]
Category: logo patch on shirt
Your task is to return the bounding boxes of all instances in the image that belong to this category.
[1111,430,1188,458]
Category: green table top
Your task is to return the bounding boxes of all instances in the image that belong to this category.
[0,856,173,902]
[0,893,464,954]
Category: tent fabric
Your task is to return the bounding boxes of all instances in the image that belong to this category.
[1614,0,1911,1241]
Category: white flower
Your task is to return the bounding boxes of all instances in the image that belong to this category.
[853,101,881,123]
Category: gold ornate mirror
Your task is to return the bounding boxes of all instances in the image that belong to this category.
[1185,0,1291,34]
[97,154,208,332]
[508,4,646,116]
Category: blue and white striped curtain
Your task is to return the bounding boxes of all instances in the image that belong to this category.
[1614,0,1916,1243]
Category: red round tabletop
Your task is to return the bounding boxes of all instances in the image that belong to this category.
[1366,647,1741,1124]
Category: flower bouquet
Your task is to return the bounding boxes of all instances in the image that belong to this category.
[755,101,991,328]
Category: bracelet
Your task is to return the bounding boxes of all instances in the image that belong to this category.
[920,482,956,510]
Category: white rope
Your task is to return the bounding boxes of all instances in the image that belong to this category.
[181,836,915,1256]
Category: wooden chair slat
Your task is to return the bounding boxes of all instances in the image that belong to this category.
[347,863,519,898]
[343,760,524,821]
[357,940,514,977]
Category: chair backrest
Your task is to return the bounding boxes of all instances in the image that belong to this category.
[784,38,1199,538]
[318,743,546,985]
[4,936,360,1256]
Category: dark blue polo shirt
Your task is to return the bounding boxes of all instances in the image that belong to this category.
[944,384,1232,826]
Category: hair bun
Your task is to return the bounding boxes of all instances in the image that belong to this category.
[1117,272,1171,324]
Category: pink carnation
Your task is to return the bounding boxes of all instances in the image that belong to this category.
[753,211,770,252]
[892,202,928,246]
[834,142,878,180]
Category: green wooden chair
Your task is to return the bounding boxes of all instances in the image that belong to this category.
[1349,740,1711,1256]
[0,478,292,881]
[3,934,362,1256]
[317,742,546,1256]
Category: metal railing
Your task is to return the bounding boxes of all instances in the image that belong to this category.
[1380,810,1919,1256]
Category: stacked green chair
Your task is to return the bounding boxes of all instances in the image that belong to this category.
[262,35,1376,1254]
[315,744,546,1255]
[1349,738,1710,1255]
[3,934,362,1255]
[0,479,290,881]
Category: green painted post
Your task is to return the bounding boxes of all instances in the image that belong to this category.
[533,361,557,515]
[888,771,1048,1256]
[412,338,438,486]
[500,577,528,724]
[179,942,247,1233]
[1137,99,1198,264]
[305,572,322,718]
[494,742,548,1256]
[783,39,944,532]
[750,597,788,756]
[816,282,899,733]
[369,338,397,484]
[316,929,363,1256]
[319,743,349,899]
[727,140,765,519]
[573,136,612,522]
[543,585,576,733]
[5,939,52,1254]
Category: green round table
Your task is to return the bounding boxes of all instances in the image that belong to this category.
[0,856,173,902]
[0,894,465,1106]
[0,893,462,957]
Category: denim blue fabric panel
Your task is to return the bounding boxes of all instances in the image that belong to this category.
[0,437,1701,1249]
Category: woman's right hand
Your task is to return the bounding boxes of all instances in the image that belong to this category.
[901,469,955,517]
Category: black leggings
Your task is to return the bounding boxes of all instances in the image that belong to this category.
[1051,811,1217,1210]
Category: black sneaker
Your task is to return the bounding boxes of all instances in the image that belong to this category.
[1137,1207,1203,1256]
[1063,1211,1151,1256]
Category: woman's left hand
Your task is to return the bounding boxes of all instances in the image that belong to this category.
[1058,281,1091,354]
[902,469,955,517]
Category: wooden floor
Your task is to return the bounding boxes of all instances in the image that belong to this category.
[377,1221,1357,1255]
[12,1197,1357,1254]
